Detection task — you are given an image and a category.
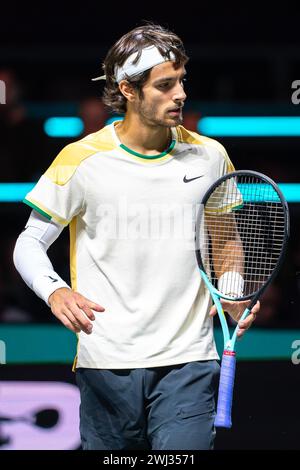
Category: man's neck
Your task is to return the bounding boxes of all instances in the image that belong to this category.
[115,115,172,156]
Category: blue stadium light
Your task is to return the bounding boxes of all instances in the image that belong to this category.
[237,184,281,202]
[278,184,300,203]
[237,183,300,203]
[44,117,84,137]
[105,116,124,125]
[0,183,35,202]
[0,183,299,202]
[198,117,300,136]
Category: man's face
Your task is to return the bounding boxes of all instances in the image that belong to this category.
[134,61,187,127]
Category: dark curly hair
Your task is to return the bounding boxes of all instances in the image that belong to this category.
[101,23,189,114]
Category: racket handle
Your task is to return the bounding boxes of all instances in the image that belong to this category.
[214,350,236,428]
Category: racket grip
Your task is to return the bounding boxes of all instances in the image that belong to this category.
[214,350,236,428]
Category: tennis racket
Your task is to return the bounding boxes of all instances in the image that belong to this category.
[195,170,289,428]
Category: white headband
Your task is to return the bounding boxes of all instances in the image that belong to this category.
[92,45,176,83]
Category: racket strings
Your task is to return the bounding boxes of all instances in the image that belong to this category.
[201,175,286,297]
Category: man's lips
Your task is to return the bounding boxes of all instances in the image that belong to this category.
[167,107,182,116]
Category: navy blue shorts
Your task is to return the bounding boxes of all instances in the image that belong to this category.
[76,360,220,450]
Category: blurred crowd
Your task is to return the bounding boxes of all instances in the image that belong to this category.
[0,67,299,328]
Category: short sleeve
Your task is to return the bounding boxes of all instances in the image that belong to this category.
[206,142,242,213]
[217,144,235,178]
[205,177,243,214]
[23,143,85,226]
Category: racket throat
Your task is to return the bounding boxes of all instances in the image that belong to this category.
[225,339,234,351]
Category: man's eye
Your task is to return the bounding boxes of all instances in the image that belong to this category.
[159,82,170,89]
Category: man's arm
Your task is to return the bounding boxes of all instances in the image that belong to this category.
[207,212,244,288]
[206,212,259,336]
[13,210,105,334]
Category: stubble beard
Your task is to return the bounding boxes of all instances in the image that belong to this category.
[138,101,183,128]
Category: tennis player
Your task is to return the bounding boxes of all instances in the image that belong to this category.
[13,23,259,450]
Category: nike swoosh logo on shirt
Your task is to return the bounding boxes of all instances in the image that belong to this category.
[47,276,58,283]
[183,175,204,183]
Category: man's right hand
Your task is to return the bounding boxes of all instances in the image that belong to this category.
[48,288,105,335]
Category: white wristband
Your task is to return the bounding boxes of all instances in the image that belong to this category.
[218,271,244,298]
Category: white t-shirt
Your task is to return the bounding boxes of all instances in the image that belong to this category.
[24,122,235,369]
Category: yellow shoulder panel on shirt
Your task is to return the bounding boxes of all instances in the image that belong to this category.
[45,125,116,185]
[176,125,235,173]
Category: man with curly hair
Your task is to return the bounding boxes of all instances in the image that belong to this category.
[14,23,258,450]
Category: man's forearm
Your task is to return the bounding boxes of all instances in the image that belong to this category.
[13,210,70,306]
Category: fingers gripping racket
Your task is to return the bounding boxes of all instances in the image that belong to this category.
[195,170,289,428]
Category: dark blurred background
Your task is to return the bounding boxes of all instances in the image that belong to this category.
[0,3,300,450]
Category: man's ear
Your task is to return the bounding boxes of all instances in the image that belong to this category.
[118,80,137,103]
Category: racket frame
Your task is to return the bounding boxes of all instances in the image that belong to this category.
[195,170,289,427]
